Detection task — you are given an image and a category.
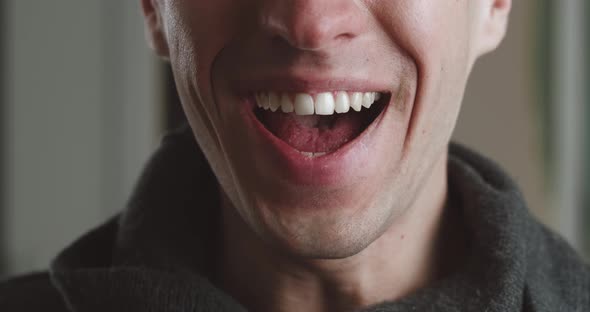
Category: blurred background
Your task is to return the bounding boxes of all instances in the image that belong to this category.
[0,1,588,278]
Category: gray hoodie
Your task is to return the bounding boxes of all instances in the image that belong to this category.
[2,126,589,311]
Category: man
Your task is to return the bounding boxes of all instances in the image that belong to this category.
[1,0,588,311]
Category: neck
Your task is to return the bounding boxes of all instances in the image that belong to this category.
[214,154,465,312]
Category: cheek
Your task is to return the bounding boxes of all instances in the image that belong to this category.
[372,1,471,75]
[374,0,472,133]
[365,1,473,192]
[164,0,248,122]
[163,0,260,211]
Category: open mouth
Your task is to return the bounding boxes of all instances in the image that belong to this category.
[252,91,390,156]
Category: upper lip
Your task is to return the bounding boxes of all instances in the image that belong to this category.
[232,73,391,96]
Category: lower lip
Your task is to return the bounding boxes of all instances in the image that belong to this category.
[238,96,391,186]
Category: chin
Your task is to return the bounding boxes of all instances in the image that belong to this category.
[236,186,397,260]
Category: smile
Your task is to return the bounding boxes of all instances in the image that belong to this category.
[231,76,400,186]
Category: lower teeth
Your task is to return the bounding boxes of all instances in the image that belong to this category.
[300,151,327,158]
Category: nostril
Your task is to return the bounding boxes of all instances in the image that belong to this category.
[267,20,337,51]
[270,34,291,48]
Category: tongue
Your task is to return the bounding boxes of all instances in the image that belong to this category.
[258,111,365,153]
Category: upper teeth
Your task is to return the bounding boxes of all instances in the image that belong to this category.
[255,91,382,116]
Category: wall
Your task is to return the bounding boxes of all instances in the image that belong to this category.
[1,0,160,276]
[0,0,7,274]
[454,1,548,220]
[455,0,588,257]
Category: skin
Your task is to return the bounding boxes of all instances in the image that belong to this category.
[140,0,512,311]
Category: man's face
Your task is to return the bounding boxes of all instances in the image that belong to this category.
[142,0,509,258]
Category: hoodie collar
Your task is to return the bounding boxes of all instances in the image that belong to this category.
[51,127,532,311]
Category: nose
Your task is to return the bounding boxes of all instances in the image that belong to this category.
[259,0,368,51]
